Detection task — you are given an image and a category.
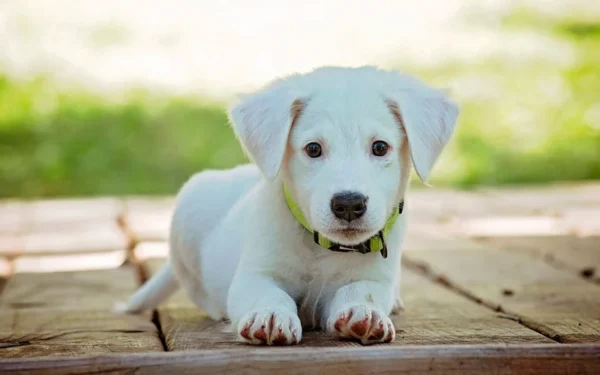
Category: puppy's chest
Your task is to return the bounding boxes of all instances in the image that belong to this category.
[295,252,369,327]
[298,248,360,288]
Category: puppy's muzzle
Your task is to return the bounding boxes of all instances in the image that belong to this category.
[330,192,367,222]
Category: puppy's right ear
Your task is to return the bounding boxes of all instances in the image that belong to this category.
[228,80,305,181]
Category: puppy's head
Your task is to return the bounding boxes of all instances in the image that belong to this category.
[229,67,458,245]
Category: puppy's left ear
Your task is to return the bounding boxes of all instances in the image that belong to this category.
[385,75,459,183]
[228,80,305,181]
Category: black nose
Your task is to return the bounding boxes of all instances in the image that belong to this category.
[330,192,368,222]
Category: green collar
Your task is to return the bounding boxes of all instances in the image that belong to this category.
[283,185,403,259]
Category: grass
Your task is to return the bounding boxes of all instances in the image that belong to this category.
[412,8,600,187]
[0,79,247,197]
[1,7,599,198]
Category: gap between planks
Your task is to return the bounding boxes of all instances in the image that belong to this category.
[118,198,173,352]
[140,254,554,350]
[0,276,7,298]
[402,257,563,344]
[130,250,169,352]
[0,266,165,358]
[402,241,600,343]
[473,236,600,285]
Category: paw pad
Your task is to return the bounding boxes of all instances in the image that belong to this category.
[237,309,302,345]
[328,305,395,345]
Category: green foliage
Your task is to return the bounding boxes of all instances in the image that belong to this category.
[0,78,247,197]
[1,7,599,197]
[416,9,600,187]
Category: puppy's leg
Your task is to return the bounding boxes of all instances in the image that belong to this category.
[228,274,302,346]
[325,281,396,345]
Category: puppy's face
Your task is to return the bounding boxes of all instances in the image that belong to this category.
[284,94,406,245]
[229,67,458,246]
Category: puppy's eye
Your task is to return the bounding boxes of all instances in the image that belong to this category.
[305,142,322,158]
[372,141,389,157]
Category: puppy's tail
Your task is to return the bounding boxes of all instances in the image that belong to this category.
[115,262,179,314]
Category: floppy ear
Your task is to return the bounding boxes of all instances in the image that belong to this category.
[385,76,459,183]
[228,80,305,181]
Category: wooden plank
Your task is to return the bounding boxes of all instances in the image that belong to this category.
[563,208,600,236]
[404,239,600,343]
[445,215,570,238]
[396,269,551,345]
[26,198,123,230]
[417,185,600,239]
[123,198,174,242]
[0,265,164,358]
[12,250,126,273]
[0,222,129,271]
[407,186,575,220]
[0,198,123,233]
[1,266,141,313]
[0,222,129,258]
[476,236,600,282]
[0,199,127,258]
[0,199,125,257]
[409,188,500,218]
[403,224,484,252]
[481,183,600,214]
[22,222,128,256]
[0,344,599,374]
[141,253,550,351]
[134,242,170,261]
[0,201,24,233]
[444,209,600,239]
[0,234,20,258]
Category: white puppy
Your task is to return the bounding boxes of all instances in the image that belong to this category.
[121,66,458,345]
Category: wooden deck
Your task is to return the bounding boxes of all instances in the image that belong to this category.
[1,184,600,374]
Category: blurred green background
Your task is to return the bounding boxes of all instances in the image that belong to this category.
[1,4,599,198]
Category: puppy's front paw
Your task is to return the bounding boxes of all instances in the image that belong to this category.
[237,309,302,345]
[327,305,395,345]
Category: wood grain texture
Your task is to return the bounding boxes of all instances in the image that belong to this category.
[0,266,164,358]
[0,266,143,311]
[476,236,600,282]
[143,257,550,351]
[396,269,552,345]
[0,185,598,371]
[1,344,599,375]
[405,243,600,343]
